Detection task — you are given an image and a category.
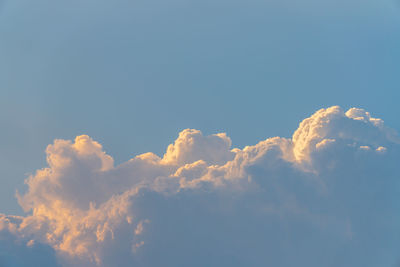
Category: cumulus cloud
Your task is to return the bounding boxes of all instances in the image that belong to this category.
[1,106,400,266]
[0,215,59,267]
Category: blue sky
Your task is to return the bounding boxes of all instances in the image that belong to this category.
[0,1,400,266]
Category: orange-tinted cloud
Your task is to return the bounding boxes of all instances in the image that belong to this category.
[1,106,400,266]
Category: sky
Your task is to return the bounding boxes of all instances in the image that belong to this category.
[1,0,400,266]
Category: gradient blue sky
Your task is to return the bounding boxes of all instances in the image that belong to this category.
[1,0,399,216]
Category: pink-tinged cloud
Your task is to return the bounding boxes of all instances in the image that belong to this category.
[1,106,399,266]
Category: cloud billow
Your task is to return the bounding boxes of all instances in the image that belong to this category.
[1,106,399,266]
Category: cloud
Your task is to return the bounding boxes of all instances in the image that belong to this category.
[1,106,400,266]
[0,215,60,267]
[161,129,235,166]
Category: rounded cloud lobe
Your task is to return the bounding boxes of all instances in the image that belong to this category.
[1,106,400,266]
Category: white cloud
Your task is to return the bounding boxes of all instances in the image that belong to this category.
[161,129,235,166]
[2,106,400,266]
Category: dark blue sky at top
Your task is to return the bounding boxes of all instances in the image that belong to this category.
[0,0,399,214]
